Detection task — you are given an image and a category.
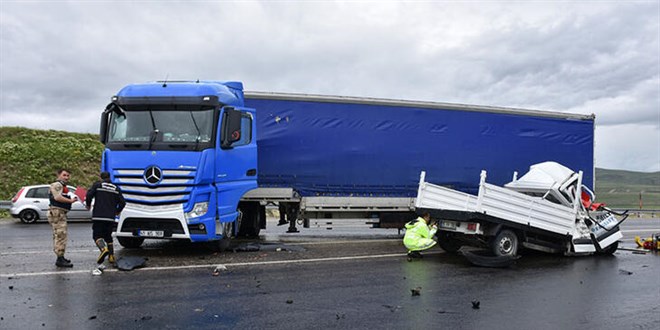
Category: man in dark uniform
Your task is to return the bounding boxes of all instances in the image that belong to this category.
[86,171,125,274]
[48,168,78,267]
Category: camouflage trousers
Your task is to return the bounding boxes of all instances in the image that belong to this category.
[48,207,68,257]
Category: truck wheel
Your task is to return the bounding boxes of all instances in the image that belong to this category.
[492,229,518,257]
[238,202,262,237]
[598,241,618,255]
[117,237,144,249]
[437,232,462,253]
[19,209,39,224]
[209,220,236,252]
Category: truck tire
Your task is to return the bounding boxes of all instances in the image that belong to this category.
[208,220,236,252]
[237,202,262,237]
[437,232,462,253]
[491,229,518,257]
[598,241,618,255]
[19,209,39,224]
[117,237,144,249]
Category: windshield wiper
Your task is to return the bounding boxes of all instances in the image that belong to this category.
[189,111,202,151]
[148,110,158,150]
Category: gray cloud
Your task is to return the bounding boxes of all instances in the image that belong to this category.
[1,1,658,171]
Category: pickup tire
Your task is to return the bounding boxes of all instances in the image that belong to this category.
[19,209,39,224]
[117,237,145,249]
[436,232,462,253]
[598,241,618,255]
[491,229,518,257]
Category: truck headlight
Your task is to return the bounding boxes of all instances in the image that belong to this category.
[185,202,209,221]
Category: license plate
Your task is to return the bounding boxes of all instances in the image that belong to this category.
[591,214,618,236]
[139,230,164,238]
[441,220,457,230]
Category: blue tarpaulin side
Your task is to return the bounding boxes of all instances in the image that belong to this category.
[245,98,594,197]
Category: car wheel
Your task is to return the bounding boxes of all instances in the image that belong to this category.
[117,237,145,249]
[491,229,519,257]
[19,209,39,224]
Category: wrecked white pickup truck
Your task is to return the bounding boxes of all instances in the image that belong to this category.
[415,162,628,257]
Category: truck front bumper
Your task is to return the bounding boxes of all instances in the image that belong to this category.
[116,203,193,240]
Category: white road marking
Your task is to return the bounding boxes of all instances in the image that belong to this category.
[1,252,439,278]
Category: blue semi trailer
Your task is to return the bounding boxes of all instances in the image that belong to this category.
[98,81,595,249]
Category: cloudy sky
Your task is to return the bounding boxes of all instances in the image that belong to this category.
[1,1,658,172]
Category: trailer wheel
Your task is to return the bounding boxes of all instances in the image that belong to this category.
[598,241,618,255]
[117,237,144,249]
[437,232,462,253]
[19,209,39,224]
[492,229,518,257]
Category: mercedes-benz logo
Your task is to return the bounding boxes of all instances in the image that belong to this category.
[144,166,162,185]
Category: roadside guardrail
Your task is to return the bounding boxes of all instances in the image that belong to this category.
[0,200,11,210]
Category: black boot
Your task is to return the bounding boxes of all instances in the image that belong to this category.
[56,256,73,268]
[407,251,423,259]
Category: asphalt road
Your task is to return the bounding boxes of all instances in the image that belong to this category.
[1,218,659,329]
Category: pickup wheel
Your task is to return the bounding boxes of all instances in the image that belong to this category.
[117,237,145,249]
[491,229,518,257]
[437,232,462,253]
[19,209,39,224]
[598,241,618,255]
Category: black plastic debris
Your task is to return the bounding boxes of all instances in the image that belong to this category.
[618,269,633,275]
[472,300,480,309]
[411,287,421,296]
[116,256,147,271]
[461,249,520,268]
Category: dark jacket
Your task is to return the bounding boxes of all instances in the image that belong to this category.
[86,180,126,221]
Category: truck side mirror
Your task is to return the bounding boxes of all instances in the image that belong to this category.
[100,103,126,143]
[100,109,110,143]
[221,107,242,149]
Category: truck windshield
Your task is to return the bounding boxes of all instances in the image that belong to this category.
[107,106,215,150]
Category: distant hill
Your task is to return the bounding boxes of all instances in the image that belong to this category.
[0,127,658,210]
[0,127,104,201]
[595,168,660,209]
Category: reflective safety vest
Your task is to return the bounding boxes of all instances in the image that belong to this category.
[403,217,437,251]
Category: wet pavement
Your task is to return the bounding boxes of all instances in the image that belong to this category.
[1,218,659,329]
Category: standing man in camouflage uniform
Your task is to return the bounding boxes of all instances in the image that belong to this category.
[48,169,78,267]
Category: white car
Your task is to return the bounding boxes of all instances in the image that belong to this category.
[10,184,92,224]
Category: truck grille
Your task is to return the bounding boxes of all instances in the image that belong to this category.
[113,169,195,206]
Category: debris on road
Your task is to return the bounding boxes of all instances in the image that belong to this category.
[212,264,227,276]
[471,300,480,309]
[411,287,421,296]
[461,249,520,268]
[116,256,147,271]
[286,299,293,304]
[233,242,305,253]
[382,304,402,312]
[618,269,634,275]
